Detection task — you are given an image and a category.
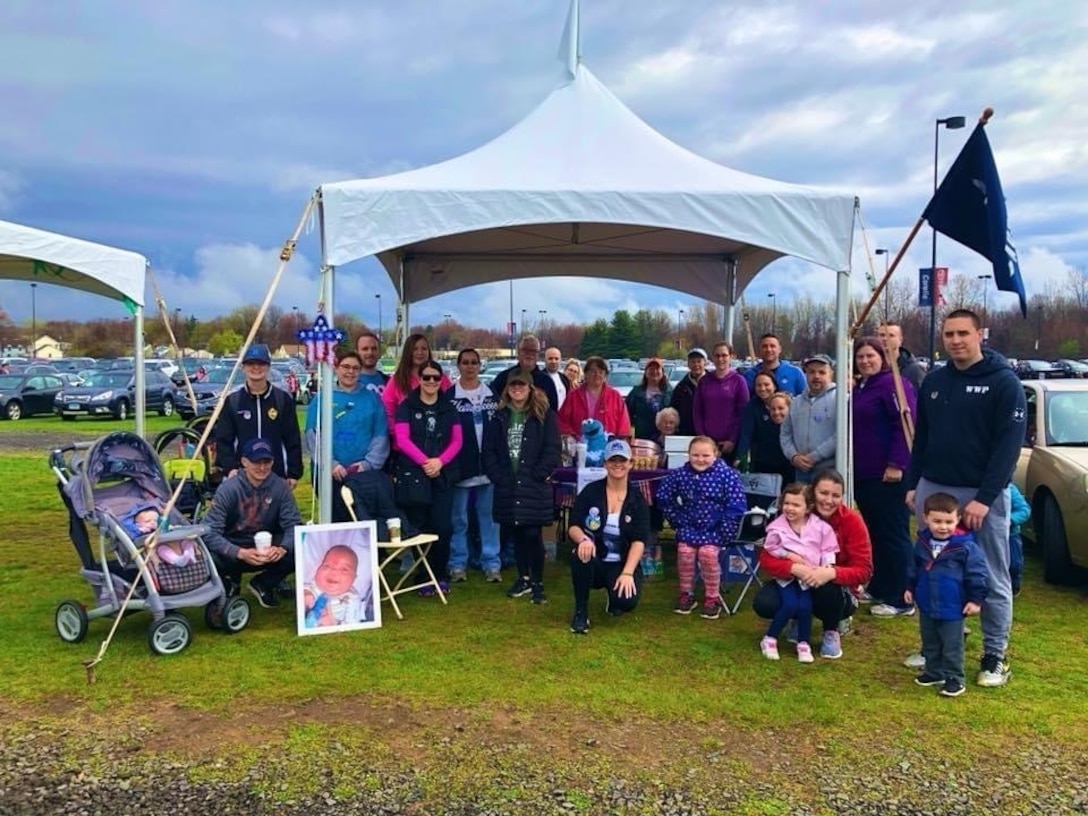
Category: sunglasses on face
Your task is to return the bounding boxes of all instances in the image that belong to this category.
[508,382,530,389]
[420,374,442,382]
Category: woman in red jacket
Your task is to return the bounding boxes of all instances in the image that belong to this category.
[754,468,873,659]
[557,356,631,441]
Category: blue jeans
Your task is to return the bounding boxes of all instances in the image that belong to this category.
[450,484,501,572]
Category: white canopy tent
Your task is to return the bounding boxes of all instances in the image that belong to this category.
[311,1,857,522]
[0,219,149,436]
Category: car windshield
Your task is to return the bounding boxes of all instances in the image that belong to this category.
[203,369,236,385]
[608,371,643,388]
[0,374,23,389]
[1047,391,1088,446]
[83,373,132,388]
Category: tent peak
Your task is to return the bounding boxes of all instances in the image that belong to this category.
[558,0,581,80]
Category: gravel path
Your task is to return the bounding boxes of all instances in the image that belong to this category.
[2,714,1086,815]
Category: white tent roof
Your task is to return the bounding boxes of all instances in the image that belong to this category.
[0,219,146,307]
[320,64,856,304]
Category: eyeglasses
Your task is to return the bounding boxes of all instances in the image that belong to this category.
[420,374,442,382]
[338,364,361,372]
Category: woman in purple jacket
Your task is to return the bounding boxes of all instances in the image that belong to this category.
[693,343,750,458]
[852,336,917,617]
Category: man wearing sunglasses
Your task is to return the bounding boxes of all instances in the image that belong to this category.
[305,351,390,522]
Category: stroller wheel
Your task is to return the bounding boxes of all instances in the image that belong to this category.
[148,613,192,656]
[222,596,251,634]
[203,600,224,630]
[55,600,89,644]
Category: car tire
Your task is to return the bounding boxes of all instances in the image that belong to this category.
[4,401,21,421]
[115,400,129,421]
[61,414,77,422]
[160,397,175,417]
[1042,496,1079,585]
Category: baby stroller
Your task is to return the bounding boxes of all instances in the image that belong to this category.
[153,425,219,520]
[50,431,250,655]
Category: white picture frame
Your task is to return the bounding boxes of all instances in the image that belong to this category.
[294,521,381,636]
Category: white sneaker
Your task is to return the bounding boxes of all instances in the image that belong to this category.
[871,603,916,618]
[977,654,1011,687]
[796,642,815,663]
[760,636,780,661]
[903,651,926,670]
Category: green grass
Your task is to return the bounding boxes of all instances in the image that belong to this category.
[2,444,1087,810]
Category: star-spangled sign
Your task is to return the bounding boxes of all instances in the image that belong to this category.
[297,313,345,365]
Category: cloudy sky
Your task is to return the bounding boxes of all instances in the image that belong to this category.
[1,0,1085,333]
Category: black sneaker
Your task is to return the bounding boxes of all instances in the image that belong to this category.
[570,610,590,635]
[221,576,240,598]
[248,577,279,609]
[530,583,547,605]
[914,672,944,687]
[940,678,966,697]
[507,576,532,598]
[275,579,295,599]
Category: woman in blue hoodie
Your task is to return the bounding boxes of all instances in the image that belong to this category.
[852,337,917,617]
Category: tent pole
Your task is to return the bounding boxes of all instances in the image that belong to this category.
[134,306,146,438]
[317,197,335,525]
[834,264,852,504]
[723,259,737,350]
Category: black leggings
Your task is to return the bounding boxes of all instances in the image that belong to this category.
[402,485,454,582]
[510,524,545,584]
[752,581,856,632]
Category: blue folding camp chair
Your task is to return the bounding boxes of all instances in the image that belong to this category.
[717,472,782,615]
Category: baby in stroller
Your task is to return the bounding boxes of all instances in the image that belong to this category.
[119,501,199,567]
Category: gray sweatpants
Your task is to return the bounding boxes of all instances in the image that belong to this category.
[920,614,966,685]
[914,478,1012,659]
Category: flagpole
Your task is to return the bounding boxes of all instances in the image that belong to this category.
[849,217,926,337]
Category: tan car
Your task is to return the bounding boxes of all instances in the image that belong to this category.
[1014,380,1088,584]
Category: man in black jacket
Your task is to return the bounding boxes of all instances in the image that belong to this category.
[670,348,707,436]
[491,335,566,412]
[214,344,304,487]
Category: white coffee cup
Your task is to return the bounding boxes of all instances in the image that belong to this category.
[254,531,272,552]
[386,517,401,544]
[576,442,588,468]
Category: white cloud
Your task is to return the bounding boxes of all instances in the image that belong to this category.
[0,169,23,213]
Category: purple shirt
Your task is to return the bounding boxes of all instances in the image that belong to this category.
[852,370,917,479]
[692,369,749,446]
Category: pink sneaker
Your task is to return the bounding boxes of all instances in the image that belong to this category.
[796,642,815,663]
[760,636,780,661]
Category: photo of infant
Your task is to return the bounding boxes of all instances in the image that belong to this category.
[295,521,380,635]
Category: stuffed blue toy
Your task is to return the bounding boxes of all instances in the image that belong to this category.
[581,418,608,467]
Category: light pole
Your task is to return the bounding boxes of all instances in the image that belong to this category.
[442,313,452,353]
[928,114,967,364]
[292,306,300,355]
[874,248,889,321]
[374,294,382,350]
[677,308,685,350]
[520,308,527,340]
[767,293,776,334]
[173,308,182,355]
[978,274,993,340]
[30,283,37,359]
[538,309,547,346]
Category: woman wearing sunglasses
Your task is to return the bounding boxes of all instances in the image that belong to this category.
[382,333,453,449]
[393,359,462,594]
[482,369,561,604]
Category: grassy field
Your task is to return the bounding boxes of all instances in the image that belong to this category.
[2,429,1087,812]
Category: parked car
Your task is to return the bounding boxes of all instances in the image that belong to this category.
[0,372,66,420]
[1015,359,1066,380]
[608,369,644,397]
[1014,380,1088,584]
[1053,359,1088,379]
[54,369,178,420]
[176,367,289,419]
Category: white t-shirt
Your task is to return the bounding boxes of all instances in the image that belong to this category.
[602,512,622,563]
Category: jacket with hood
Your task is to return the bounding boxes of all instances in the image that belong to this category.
[895,347,926,392]
[214,382,303,481]
[905,349,1026,506]
[693,369,750,446]
[202,470,302,559]
[907,527,988,621]
[780,384,838,473]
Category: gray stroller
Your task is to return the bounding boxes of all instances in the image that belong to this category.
[51,431,250,655]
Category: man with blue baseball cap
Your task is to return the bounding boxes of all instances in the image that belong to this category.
[214,343,303,488]
[203,436,303,608]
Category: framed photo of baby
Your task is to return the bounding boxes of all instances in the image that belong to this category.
[294,521,381,636]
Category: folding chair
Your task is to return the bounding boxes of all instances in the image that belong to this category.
[340,486,445,620]
[718,472,782,615]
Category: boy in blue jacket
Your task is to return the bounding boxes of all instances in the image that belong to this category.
[904,492,988,698]
[1008,483,1031,597]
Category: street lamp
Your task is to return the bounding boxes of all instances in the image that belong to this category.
[442,313,452,353]
[292,306,300,355]
[927,114,967,364]
[30,283,37,359]
[373,294,381,349]
[520,308,527,339]
[977,274,993,339]
[874,248,889,321]
[677,308,685,350]
[173,307,182,356]
[767,293,776,334]
[538,309,547,345]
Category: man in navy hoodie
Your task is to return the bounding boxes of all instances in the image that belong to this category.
[905,309,1025,688]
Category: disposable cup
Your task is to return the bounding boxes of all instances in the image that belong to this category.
[387,517,402,544]
[254,531,272,552]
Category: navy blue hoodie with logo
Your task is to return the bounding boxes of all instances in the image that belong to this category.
[905,350,1025,506]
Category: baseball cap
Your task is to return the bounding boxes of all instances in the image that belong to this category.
[686,348,708,360]
[645,357,664,369]
[604,439,632,461]
[240,437,275,462]
[242,344,272,365]
[803,353,835,369]
[507,369,533,387]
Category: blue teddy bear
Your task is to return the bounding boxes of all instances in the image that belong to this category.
[581,418,608,467]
